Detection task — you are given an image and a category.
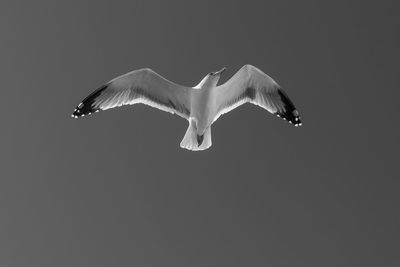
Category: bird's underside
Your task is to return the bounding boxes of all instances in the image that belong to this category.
[72,65,302,151]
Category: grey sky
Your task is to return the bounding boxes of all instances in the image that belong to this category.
[1,0,399,266]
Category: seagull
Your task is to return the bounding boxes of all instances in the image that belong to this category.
[72,64,301,151]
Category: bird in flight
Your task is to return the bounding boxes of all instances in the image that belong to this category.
[72,64,301,151]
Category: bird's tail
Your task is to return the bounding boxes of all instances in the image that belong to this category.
[180,121,212,151]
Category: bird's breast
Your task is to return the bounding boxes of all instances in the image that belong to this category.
[190,88,215,126]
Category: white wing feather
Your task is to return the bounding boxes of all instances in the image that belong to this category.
[213,65,301,126]
[72,68,192,120]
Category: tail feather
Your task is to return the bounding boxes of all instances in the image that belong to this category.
[180,121,212,151]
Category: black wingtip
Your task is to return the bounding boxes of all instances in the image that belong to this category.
[71,104,100,119]
[71,84,108,119]
[276,89,302,127]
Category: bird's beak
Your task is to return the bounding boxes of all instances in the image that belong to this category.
[214,67,226,75]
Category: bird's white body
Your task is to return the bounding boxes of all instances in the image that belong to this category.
[72,65,301,151]
[181,78,217,150]
[191,83,215,129]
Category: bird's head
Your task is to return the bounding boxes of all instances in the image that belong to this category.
[194,67,226,89]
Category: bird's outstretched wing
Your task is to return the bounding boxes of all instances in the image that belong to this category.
[72,68,191,119]
[213,65,301,126]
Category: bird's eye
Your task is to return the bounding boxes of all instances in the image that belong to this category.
[209,72,214,75]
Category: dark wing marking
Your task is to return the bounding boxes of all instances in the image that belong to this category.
[72,84,109,116]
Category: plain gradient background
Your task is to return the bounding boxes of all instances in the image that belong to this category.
[1,0,399,266]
